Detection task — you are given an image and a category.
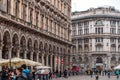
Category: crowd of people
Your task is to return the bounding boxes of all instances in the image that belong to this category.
[0,64,35,80]
[0,65,120,80]
[0,64,70,80]
[85,69,120,80]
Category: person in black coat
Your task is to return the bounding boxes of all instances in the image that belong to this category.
[15,67,27,80]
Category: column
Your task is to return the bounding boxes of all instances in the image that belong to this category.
[107,55,111,69]
[36,52,39,62]
[31,52,33,60]
[46,55,48,66]
[16,45,20,57]
[58,56,60,71]
[24,50,27,59]
[0,41,3,59]
[8,44,12,59]
[42,54,44,65]
[50,55,53,67]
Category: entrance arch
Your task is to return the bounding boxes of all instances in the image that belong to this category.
[27,38,32,60]
[12,34,19,58]
[96,57,103,63]
[20,36,26,59]
[2,31,11,59]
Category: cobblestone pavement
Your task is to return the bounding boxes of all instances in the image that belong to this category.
[53,75,119,80]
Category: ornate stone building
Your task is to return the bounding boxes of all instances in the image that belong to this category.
[0,0,72,71]
[71,6,120,70]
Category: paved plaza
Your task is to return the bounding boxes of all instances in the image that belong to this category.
[53,75,118,80]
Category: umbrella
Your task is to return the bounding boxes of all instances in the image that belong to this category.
[0,59,8,66]
[35,69,50,74]
[0,57,25,67]
[36,66,51,69]
[0,57,42,67]
[114,64,120,69]
[23,59,42,66]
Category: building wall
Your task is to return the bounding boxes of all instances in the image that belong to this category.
[72,7,120,70]
[0,0,72,71]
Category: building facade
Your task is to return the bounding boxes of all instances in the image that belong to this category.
[0,0,72,71]
[71,7,120,70]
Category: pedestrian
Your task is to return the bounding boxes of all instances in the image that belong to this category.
[15,67,27,80]
[115,70,119,79]
[63,69,68,78]
[1,68,8,80]
[95,74,99,80]
[108,71,110,78]
[21,64,31,80]
[55,70,59,79]
[49,70,52,80]
[32,69,36,80]
[90,70,93,78]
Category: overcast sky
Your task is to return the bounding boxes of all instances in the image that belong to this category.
[72,0,120,12]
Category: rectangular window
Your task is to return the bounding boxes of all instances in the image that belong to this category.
[84,28,89,34]
[110,28,116,34]
[30,8,33,25]
[84,21,89,27]
[23,4,26,20]
[36,12,38,27]
[72,30,76,36]
[110,38,116,43]
[118,21,120,27]
[118,29,120,34]
[95,28,103,34]
[72,23,76,29]
[78,22,83,27]
[46,18,48,32]
[78,39,82,44]
[84,38,89,43]
[7,0,11,13]
[15,1,19,17]
[118,39,120,43]
[78,29,82,35]
[110,20,116,26]
[41,15,44,29]
[96,38,103,42]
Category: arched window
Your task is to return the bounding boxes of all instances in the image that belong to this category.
[78,45,82,52]
[111,44,116,52]
[118,45,120,52]
[96,44,103,51]
[84,57,89,64]
[95,20,103,26]
[84,45,89,52]
[96,57,103,63]
[111,56,116,64]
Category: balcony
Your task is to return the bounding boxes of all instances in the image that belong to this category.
[0,9,72,45]
[72,33,120,38]
[91,51,108,55]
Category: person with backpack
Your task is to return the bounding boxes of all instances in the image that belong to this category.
[95,74,99,80]
[21,64,31,80]
[15,67,27,80]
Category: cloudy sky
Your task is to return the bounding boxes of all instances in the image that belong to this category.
[72,0,120,12]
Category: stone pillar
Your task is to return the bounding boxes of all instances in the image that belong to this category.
[8,45,12,59]
[36,52,39,62]
[50,55,53,68]
[58,56,60,71]
[46,55,48,66]
[24,49,27,59]
[54,55,57,71]
[31,52,33,60]
[0,41,3,59]
[0,41,3,70]
[107,55,111,69]
[17,46,20,58]
[42,54,44,65]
